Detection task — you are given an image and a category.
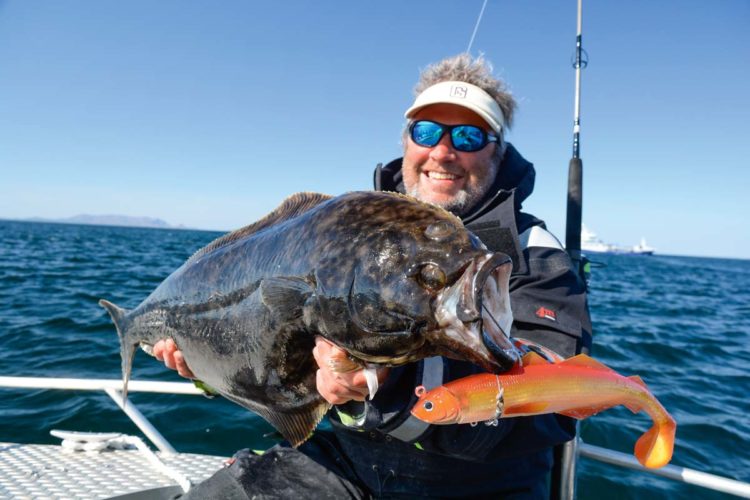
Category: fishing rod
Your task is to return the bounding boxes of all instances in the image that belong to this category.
[553,3,589,500]
[565,0,588,285]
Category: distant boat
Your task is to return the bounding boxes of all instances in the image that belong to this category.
[631,237,655,256]
[581,224,617,254]
[581,225,655,255]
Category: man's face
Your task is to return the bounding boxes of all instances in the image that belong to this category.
[402,103,499,216]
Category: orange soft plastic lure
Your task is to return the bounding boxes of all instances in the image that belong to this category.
[411,352,676,469]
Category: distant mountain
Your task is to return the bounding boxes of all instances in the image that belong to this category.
[26,214,185,229]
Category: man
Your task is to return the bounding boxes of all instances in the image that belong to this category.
[157,54,592,499]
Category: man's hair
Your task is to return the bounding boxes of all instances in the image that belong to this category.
[414,53,516,129]
[412,53,516,161]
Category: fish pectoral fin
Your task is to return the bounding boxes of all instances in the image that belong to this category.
[504,402,551,416]
[259,277,314,320]
[257,399,331,448]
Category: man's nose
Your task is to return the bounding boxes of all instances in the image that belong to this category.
[429,135,457,162]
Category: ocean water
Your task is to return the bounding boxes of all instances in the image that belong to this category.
[1,219,748,499]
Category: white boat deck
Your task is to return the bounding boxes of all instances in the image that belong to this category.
[0,441,225,499]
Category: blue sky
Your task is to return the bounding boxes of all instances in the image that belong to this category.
[0,1,748,259]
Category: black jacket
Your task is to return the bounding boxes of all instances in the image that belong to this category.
[329,143,593,497]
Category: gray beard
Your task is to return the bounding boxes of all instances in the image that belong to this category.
[406,164,498,217]
[407,186,471,216]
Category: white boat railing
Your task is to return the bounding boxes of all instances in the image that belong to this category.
[579,443,750,498]
[1,376,749,498]
[0,376,202,454]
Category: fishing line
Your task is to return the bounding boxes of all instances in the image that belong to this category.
[466,0,489,54]
[481,302,504,333]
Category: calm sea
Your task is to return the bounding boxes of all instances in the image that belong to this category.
[1,219,748,499]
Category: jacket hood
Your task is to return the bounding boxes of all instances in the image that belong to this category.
[374,142,536,219]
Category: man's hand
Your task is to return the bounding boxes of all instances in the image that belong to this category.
[312,336,389,405]
[153,339,196,379]
[153,336,388,404]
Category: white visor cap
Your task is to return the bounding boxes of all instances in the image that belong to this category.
[404,81,505,135]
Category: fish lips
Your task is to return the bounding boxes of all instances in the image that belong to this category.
[435,252,519,373]
[455,252,511,323]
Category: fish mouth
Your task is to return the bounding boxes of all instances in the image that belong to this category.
[431,252,519,373]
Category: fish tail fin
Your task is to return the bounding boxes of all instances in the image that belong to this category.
[634,417,677,468]
[99,299,135,400]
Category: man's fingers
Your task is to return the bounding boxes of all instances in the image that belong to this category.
[316,369,368,405]
[153,340,165,361]
[163,351,176,370]
[152,338,195,379]
[312,335,391,404]
[165,338,177,355]
[347,366,391,388]
[174,351,195,379]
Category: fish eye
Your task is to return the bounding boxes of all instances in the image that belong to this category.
[423,401,434,412]
[418,263,446,291]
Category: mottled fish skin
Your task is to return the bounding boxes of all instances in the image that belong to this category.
[100,191,516,446]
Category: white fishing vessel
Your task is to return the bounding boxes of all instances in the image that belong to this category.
[1,376,749,499]
[581,224,618,254]
[632,237,656,255]
[581,225,655,255]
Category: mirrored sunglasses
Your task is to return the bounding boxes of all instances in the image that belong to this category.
[409,120,498,152]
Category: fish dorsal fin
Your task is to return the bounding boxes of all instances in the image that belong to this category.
[187,192,333,265]
[559,354,615,372]
[628,375,647,387]
[521,351,549,366]
[255,399,331,448]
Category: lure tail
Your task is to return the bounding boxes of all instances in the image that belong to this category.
[612,373,677,469]
[635,419,677,469]
[99,299,135,401]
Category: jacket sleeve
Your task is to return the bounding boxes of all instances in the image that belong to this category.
[509,236,592,358]
[331,231,591,462]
